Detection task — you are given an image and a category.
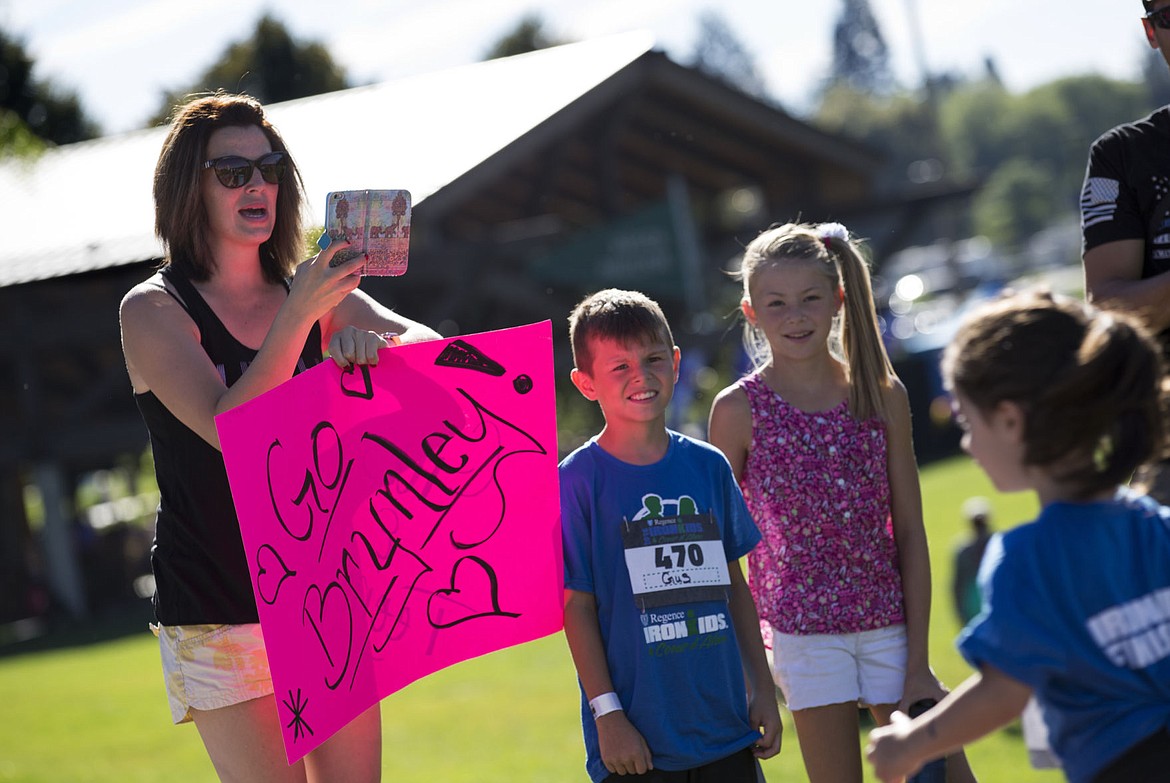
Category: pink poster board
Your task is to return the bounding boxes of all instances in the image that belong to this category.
[215,321,563,763]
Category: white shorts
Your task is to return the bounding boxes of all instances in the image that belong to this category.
[771,624,907,711]
[153,623,274,724]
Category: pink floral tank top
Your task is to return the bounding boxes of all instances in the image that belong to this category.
[739,373,904,635]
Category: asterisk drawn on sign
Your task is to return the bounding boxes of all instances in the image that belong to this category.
[283,688,314,742]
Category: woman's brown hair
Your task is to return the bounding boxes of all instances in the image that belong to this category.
[153,92,304,283]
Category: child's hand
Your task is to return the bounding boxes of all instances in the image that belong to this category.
[749,692,782,759]
[596,711,653,776]
[866,710,920,783]
[898,665,947,714]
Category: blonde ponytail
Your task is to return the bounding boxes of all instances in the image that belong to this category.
[825,228,894,421]
[737,222,895,422]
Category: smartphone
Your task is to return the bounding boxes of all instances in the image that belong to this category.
[319,189,411,276]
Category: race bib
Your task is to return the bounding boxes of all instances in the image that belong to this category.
[621,513,731,609]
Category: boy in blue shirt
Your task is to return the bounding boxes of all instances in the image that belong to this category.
[560,289,781,782]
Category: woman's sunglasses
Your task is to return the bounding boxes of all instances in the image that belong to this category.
[1147,6,1170,30]
[202,151,288,188]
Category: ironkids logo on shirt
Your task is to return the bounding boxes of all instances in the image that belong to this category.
[1085,587,1170,669]
[640,608,729,655]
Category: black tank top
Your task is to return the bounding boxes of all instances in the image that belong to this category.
[135,267,323,625]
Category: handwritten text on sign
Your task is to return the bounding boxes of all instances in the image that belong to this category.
[215,321,563,763]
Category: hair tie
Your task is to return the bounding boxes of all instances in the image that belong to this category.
[817,222,849,250]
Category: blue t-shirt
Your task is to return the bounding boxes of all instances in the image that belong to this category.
[958,490,1170,783]
[560,431,762,783]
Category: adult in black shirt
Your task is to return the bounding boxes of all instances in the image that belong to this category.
[120,93,439,782]
[1081,0,1170,502]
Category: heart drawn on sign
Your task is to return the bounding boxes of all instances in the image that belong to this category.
[302,582,354,690]
[427,555,520,629]
[255,544,297,606]
[338,363,374,399]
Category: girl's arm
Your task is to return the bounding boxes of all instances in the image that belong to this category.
[727,562,783,759]
[867,664,1032,782]
[563,589,654,776]
[883,379,945,707]
[711,387,782,756]
[708,385,752,481]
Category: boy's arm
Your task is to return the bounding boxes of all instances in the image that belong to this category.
[727,563,782,759]
[563,589,654,776]
[866,664,1032,783]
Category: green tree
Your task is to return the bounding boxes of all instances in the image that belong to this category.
[816,83,937,192]
[827,0,896,96]
[0,108,44,158]
[971,158,1053,247]
[150,14,349,125]
[483,14,567,60]
[940,75,1148,219]
[815,69,1154,244]
[689,11,768,100]
[0,28,99,144]
[934,80,1013,179]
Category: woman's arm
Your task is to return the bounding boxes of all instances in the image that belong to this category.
[321,287,442,367]
[120,246,366,450]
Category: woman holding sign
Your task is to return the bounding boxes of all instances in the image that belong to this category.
[119,92,439,782]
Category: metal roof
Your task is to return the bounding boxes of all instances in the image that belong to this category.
[0,32,658,288]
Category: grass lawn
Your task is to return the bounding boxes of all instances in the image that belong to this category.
[0,454,1063,782]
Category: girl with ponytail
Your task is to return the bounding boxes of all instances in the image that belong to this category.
[709,222,973,782]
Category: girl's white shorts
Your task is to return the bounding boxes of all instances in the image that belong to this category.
[771,624,907,711]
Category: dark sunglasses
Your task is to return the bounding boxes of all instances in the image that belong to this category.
[202,151,288,188]
[1147,6,1170,29]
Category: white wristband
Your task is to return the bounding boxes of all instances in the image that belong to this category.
[379,331,401,346]
[589,692,622,720]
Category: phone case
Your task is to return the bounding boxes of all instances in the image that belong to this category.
[319,189,411,276]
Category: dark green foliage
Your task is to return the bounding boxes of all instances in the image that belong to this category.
[0,28,99,144]
[816,70,1153,245]
[482,14,566,60]
[149,14,349,127]
[972,159,1054,246]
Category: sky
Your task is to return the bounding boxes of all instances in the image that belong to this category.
[0,0,1157,137]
